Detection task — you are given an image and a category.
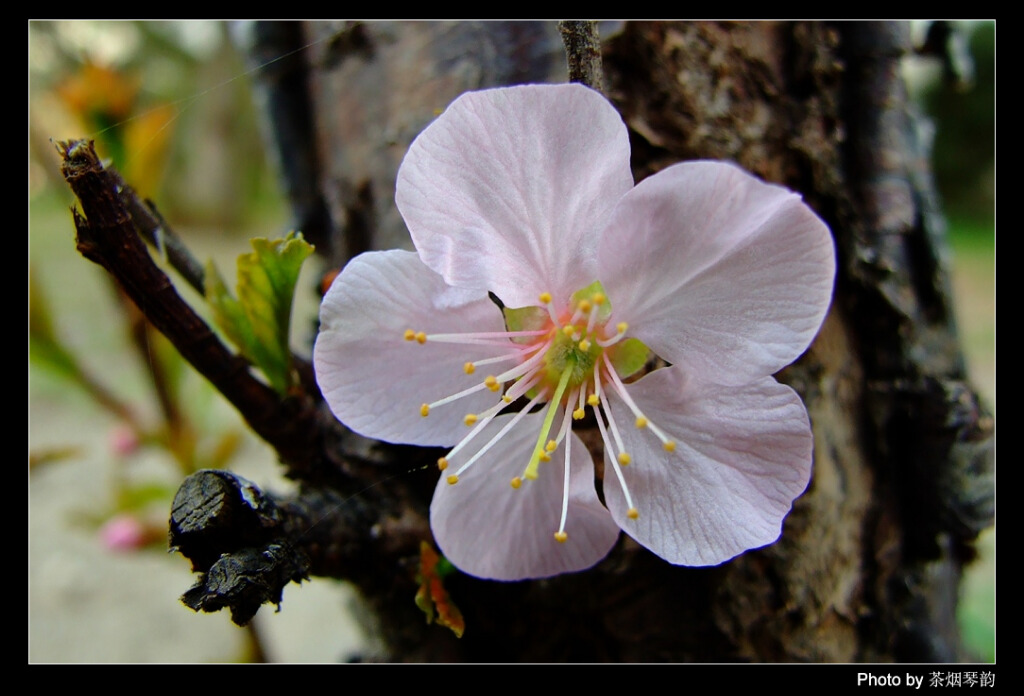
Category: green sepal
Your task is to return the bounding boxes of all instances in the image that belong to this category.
[609,337,650,380]
[502,305,548,344]
[204,232,314,395]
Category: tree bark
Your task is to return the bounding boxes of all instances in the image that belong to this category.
[82,20,991,662]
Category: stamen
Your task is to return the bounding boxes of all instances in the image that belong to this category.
[437,457,448,471]
[464,414,478,426]
[404,329,416,341]
[484,375,501,392]
[555,405,575,541]
[425,380,493,411]
[601,353,677,452]
[578,338,591,352]
[585,296,602,335]
[510,476,522,489]
[618,452,631,466]
[594,404,637,513]
[603,396,629,464]
[415,332,427,344]
[426,329,548,345]
[447,474,459,485]
[452,391,546,478]
[464,362,475,374]
[573,383,588,420]
[540,291,560,325]
[466,345,542,372]
[627,508,639,519]
[597,322,629,348]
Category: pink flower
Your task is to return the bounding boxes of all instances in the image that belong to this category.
[314,84,835,581]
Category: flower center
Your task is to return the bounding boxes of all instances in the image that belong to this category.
[406,283,677,545]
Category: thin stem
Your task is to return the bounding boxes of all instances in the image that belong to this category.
[558,21,605,94]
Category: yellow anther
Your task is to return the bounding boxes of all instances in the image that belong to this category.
[554,531,568,543]
[578,339,591,352]
[484,375,501,392]
[573,408,586,420]
[464,362,476,374]
[415,331,427,344]
[587,394,600,407]
[562,324,575,337]
[502,395,512,403]
[437,457,448,471]
[578,299,592,313]
[464,414,478,426]
[616,322,628,334]
[627,508,639,519]
[539,292,552,304]
[510,477,522,489]
[545,440,557,453]
[635,417,648,429]
[539,452,551,462]
[403,328,416,341]
[447,474,459,485]
[663,441,677,452]
[618,452,631,466]
[592,292,606,305]
[420,403,430,417]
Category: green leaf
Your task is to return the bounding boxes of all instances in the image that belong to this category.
[29,271,83,380]
[205,232,314,395]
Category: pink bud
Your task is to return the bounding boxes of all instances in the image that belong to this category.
[99,514,148,551]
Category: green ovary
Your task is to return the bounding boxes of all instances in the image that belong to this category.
[542,329,601,390]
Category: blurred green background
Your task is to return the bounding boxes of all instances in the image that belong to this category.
[28,21,994,662]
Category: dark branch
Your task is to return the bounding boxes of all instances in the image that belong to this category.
[57,140,323,473]
[112,174,208,296]
[558,21,604,93]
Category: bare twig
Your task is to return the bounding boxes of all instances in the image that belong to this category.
[558,21,605,93]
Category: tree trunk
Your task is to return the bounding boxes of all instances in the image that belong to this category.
[167,20,994,662]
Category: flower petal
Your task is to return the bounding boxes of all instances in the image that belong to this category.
[597,161,835,385]
[430,412,620,580]
[314,250,509,446]
[604,367,813,566]
[396,83,634,308]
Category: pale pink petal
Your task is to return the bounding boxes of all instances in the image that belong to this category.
[314,250,510,446]
[396,83,634,308]
[604,367,812,566]
[430,412,620,580]
[597,161,835,385]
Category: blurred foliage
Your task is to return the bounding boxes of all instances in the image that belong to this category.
[29,20,286,230]
[921,21,995,229]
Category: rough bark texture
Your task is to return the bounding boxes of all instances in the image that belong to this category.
[63,20,991,662]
